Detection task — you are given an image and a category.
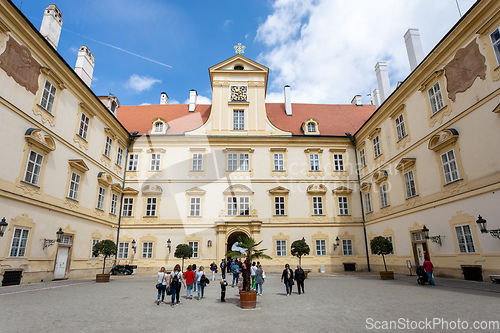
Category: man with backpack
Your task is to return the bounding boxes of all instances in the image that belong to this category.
[231,259,240,287]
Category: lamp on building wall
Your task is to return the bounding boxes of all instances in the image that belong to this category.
[43,227,64,249]
[167,239,171,253]
[0,217,8,237]
[333,237,340,250]
[131,239,137,254]
[421,225,443,246]
[207,240,212,247]
[476,215,500,239]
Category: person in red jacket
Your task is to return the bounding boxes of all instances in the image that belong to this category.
[422,257,435,286]
[184,265,196,299]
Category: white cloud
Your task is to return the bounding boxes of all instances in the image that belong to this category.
[224,20,233,27]
[125,74,161,93]
[140,102,151,106]
[182,94,212,104]
[256,0,476,104]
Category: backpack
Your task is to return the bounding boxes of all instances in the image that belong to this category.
[171,272,179,284]
[233,264,240,274]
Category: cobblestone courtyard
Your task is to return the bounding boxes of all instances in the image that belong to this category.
[1,272,499,332]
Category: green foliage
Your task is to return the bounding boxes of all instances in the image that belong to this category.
[370,236,393,272]
[174,244,193,271]
[291,239,310,265]
[92,239,117,274]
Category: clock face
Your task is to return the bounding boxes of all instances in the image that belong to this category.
[231,86,247,101]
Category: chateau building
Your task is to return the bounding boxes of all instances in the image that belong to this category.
[0,0,499,285]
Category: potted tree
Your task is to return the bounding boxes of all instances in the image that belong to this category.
[174,243,193,272]
[291,239,310,278]
[92,239,117,282]
[370,236,394,280]
[226,236,271,308]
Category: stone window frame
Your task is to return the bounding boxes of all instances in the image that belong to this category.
[4,215,36,259]
[73,103,95,150]
[114,140,126,175]
[95,172,112,212]
[312,232,330,257]
[332,186,353,218]
[222,184,255,218]
[301,118,320,135]
[389,104,412,150]
[361,182,373,214]
[329,148,347,177]
[304,148,324,178]
[141,185,162,219]
[223,148,254,177]
[342,239,354,256]
[189,148,207,177]
[368,128,384,163]
[151,117,168,134]
[270,148,288,177]
[477,12,500,82]
[419,70,452,127]
[272,233,290,257]
[32,67,65,127]
[127,152,140,172]
[269,186,290,218]
[65,159,89,203]
[117,241,130,259]
[90,237,101,259]
[395,158,420,200]
[307,184,328,218]
[121,187,139,218]
[186,234,203,258]
[186,187,206,218]
[373,170,390,209]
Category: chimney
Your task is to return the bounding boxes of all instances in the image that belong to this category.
[375,61,391,103]
[351,95,362,106]
[284,85,292,116]
[189,89,197,112]
[160,92,169,105]
[74,46,95,87]
[373,89,380,108]
[404,29,424,72]
[40,4,63,50]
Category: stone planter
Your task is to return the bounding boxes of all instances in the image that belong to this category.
[96,274,110,282]
[239,290,257,309]
[379,271,394,280]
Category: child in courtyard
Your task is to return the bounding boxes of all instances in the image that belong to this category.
[220,279,228,302]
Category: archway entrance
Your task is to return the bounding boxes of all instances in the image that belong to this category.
[227,231,248,255]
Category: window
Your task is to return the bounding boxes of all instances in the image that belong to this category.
[227,197,238,216]
[9,227,29,257]
[338,196,349,215]
[455,225,476,253]
[23,150,44,186]
[192,153,203,171]
[78,113,90,140]
[59,235,71,245]
[441,149,460,184]
[190,197,201,216]
[122,198,134,217]
[226,196,250,216]
[342,239,353,256]
[364,192,372,213]
[91,239,100,258]
[359,148,366,168]
[239,154,249,171]
[395,114,407,141]
[276,240,287,256]
[373,136,381,158]
[154,122,163,132]
[404,170,417,198]
[490,27,500,65]
[110,193,118,215]
[142,242,154,258]
[117,242,129,259]
[228,153,238,171]
[385,236,395,255]
[128,154,138,171]
[116,147,123,167]
[188,241,199,258]
[379,184,389,208]
[145,197,157,216]
[104,136,112,158]
[414,232,425,242]
[428,82,445,115]
[274,196,285,216]
[96,187,106,210]
[40,79,56,113]
[333,154,344,171]
[233,110,244,130]
[239,196,250,216]
[307,123,316,132]
[315,239,327,256]
[150,153,161,171]
[67,172,81,200]
[312,196,323,215]
[228,153,249,171]
[274,153,284,171]
[309,154,320,171]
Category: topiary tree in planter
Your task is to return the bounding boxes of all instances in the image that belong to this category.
[92,240,117,280]
[291,239,310,266]
[370,236,394,279]
[174,243,193,272]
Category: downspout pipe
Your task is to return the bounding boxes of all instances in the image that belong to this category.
[345,132,371,272]
[114,131,139,268]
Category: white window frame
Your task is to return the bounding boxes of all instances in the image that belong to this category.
[96,187,106,210]
[441,149,460,184]
[188,241,199,258]
[338,196,349,215]
[239,153,249,171]
[150,153,161,171]
[276,240,287,257]
[154,122,163,132]
[233,110,245,130]
[117,242,129,259]
[333,153,344,171]
[364,192,372,213]
[315,239,327,256]
[385,236,395,255]
[395,114,407,141]
[122,197,134,217]
[67,171,81,200]
[359,148,366,168]
[128,154,138,171]
[9,227,29,257]
[490,27,500,65]
[228,153,238,171]
[373,135,381,158]
[104,136,112,158]
[274,196,285,216]
[455,224,476,253]
[307,122,316,132]
[273,153,284,171]
[192,153,203,171]
[428,81,445,115]
[239,196,250,216]
[145,197,157,217]
[380,184,389,208]
[404,170,417,198]
[227,196,238,216]
[342,239,353,256]
[40,79,56,113]
[116,147,123,167]
[190,197,201,217]
[91,239,100,258]
[78,112,90,140]
[23,150,44,186]
[110,193,118,215]
[142,242,154,259]
[309,154,320,171]
[312,196,323,215]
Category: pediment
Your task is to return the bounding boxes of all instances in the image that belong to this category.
[332,186,353,195]
[186,187,206,195]
[209,54,269,73]
[307,184,327,194]
[269,186,290,194]
[141,185,163,196]
[372,170,388,184]
[223,184,254,196]
[123,187,139,195]
[428,128,459,152]
[68,159,89,173]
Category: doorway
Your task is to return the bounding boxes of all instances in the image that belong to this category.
[411,231,428,267]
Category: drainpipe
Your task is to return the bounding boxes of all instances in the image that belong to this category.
[345,132,371,272]
[114,131,139,268]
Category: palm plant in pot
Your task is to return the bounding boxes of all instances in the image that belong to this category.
[226,236,271,308]
[92,239,117,282]
[370,236,394,280]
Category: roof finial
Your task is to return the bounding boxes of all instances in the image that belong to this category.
[234,43,246,54]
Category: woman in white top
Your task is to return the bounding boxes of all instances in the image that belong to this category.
[196,266,206,300]
[170,264,186,306]
[157,267,168,305]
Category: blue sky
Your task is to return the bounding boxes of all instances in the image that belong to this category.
[14,0,477,106]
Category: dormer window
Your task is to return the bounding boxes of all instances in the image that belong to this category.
[110,100,117,113]
[234,65,244,70]
[155,122,163,132]
[302,118,320,135]
[308,123,316,132]
[151,118,168,134]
